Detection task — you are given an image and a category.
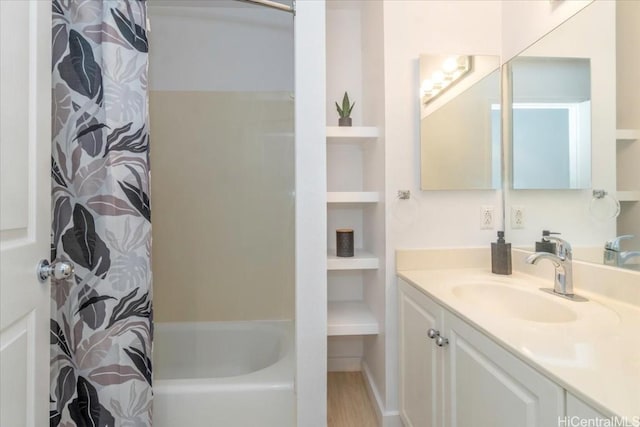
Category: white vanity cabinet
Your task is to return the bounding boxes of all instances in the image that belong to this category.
[398,278,564,427]
[566,393,609,421]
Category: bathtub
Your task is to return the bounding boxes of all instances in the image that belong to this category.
[153,320,295,427]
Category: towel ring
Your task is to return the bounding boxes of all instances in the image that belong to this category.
[589,189,620,221]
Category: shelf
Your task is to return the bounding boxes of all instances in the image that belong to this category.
[327,249,379,270]
[616,129,639,142]
[326,126,379,139]
[617,191,640,202]
[327,191,380,203]
[327,301,379,336]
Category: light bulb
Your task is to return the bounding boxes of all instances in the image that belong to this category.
[421,79,434,92]
[442,57,458,74]
[432,71,444,84]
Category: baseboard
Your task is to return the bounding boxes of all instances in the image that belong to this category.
[361,362,403,427]
[327,357,362,372]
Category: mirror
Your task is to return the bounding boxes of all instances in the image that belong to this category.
[511,56,591,189]
[505,1,640,271]
[419,55,501,190]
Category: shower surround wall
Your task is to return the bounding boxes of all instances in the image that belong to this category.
[148,4,294,322]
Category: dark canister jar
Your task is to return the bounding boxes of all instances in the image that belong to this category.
[336,229,354,257]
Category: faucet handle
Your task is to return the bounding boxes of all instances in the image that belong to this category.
[543,235,572,259]
[605,235,634,251]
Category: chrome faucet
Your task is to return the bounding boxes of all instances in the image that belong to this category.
[604,235,638,267]
[619,251,640,268]
[526,236,587,302]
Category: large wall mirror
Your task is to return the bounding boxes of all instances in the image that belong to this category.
[419,55,501,190]
[505,0,640,271]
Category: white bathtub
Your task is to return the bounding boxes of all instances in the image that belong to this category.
[153,320,294,427]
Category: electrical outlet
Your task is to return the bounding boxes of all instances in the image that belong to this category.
[480,206,494,230]
[511,206,525,229]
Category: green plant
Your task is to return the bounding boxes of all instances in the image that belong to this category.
[335,92,355,118]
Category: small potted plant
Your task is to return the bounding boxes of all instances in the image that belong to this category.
[335,91,355,127]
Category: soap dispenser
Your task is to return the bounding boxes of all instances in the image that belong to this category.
[535,230,559,254]
[491,231,512,275]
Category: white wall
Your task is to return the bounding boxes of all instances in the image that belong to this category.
[501,0,593,63]
[326,4,363,126]
[360,0,391,423]
[294,1,328,425]
[383,0,502,253]
[381,0,502,419]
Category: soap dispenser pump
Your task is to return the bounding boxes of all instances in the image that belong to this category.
[491,231,512,275]
[535,230,559,254]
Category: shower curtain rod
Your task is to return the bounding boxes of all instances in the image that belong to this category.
[236,0,294,14]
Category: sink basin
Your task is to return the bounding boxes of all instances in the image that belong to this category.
[451,284,578,323]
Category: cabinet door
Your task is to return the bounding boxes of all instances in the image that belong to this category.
[398,279,443,427]
[566,393,609,422]
[444,312,564,427]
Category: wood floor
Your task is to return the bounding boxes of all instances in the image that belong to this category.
[327,372,378,427]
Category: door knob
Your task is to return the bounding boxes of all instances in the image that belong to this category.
[427,328,440,339]
[37,259,75,282]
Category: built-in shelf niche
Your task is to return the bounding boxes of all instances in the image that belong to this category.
[327,191,380,203]
[616,128,639,142]
[327,301,379,336]
[617,191,640,202]
[325,124,380,340]
[327,249,379,270]
[326,126,379,139]
[326,125,380,194]
[615,129,640,202]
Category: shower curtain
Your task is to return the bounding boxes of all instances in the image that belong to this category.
[50,1,152,425]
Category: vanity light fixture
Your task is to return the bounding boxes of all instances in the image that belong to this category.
[421,55,472,105]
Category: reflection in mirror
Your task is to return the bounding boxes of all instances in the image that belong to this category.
[505,0,640,272]
[420,55,500,190]
[511,57,591,189]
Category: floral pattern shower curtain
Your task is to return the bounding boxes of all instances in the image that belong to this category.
[50,1,152,425]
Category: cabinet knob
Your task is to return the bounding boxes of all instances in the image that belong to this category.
[435,336,449,347]
[427,328,440,339]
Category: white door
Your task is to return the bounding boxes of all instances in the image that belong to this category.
[0,1,52,426]
[398,279,444,427]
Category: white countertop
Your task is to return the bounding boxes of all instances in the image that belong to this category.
[398,267,640,419]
